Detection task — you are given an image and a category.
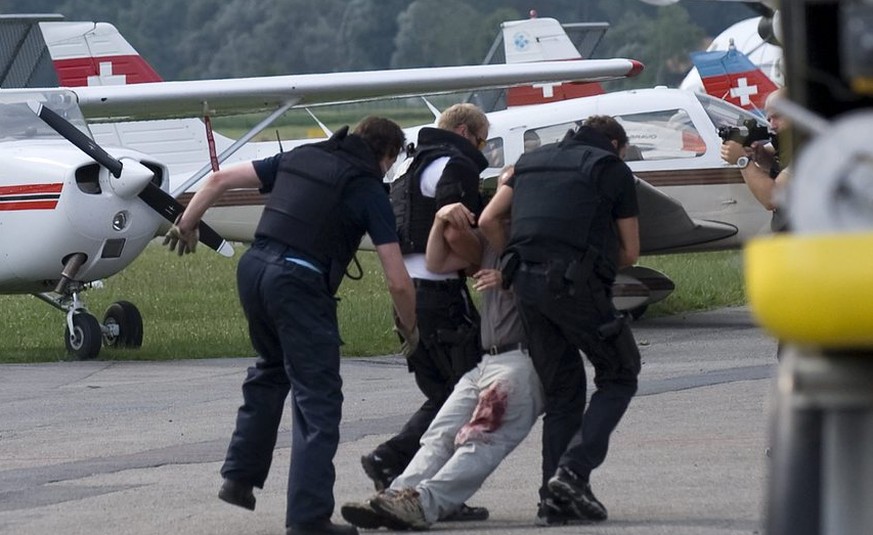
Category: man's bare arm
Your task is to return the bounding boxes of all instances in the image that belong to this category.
[177,162,261,233]
[615,216,640,268]
[375,242,416,331]
[426,203,480,273]
[479,184,513,252]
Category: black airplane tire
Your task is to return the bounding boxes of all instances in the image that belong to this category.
[65,313,103,360]
[103,301,144,349]
[628,304,648,321]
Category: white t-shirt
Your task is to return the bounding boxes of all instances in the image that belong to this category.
[398,156,458,280]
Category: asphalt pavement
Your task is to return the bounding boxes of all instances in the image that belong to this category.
[0,306,776,535]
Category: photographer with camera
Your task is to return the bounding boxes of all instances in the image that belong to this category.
[720,88,791,231]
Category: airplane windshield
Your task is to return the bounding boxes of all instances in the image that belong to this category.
[0,90,91,142]
[695,93,768,132]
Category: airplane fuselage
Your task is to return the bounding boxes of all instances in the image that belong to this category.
[0,141,166,293]
[164,87,771,254]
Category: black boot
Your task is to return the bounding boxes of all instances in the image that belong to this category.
[218,478,255,511]
[286,519,358,535]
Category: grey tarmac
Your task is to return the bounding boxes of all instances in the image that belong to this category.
[0,306,774,535]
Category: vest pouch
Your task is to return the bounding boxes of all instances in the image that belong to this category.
[498,250,520,289]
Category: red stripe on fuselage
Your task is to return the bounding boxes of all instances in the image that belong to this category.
[52,55,162,87]
[0,200,58,211]
[0,183,63,195]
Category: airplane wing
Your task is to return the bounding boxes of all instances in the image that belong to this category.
[635,177,738,253]
[69,59,644,122]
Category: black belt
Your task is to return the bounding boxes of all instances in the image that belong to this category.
[486,342,527,356]
[254,239,326,272]
[413,278,464,290]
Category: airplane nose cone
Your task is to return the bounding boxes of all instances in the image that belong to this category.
[110,158,154,199]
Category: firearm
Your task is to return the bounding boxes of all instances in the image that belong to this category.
[717,118,771,147]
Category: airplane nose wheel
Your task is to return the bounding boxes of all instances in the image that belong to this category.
[102,301,144,348]
[64,312,103,360]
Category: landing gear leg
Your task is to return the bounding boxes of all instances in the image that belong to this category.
[62,292,102,360]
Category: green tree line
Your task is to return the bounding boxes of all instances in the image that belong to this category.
[5,0,755,88]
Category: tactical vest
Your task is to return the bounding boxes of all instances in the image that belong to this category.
[255,142,369,294]
[390,143,462,254]
[509,141,618,264]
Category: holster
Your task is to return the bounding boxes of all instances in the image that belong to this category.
[436,323,483,380]
[596,312,641,376]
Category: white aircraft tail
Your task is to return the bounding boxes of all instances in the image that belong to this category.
[500,16,605,106]
[38,21,273,191]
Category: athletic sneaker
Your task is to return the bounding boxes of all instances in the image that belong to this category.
[547,467,608,521]
[441,503,489,522]
[370,488,429,530]
[535,496,591,526]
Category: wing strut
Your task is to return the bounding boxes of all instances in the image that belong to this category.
[171,99,298,197]
[202,101,220,172]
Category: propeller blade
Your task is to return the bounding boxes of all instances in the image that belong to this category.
[27,101,123,178]
[28,100,233,257]
[137,183,234,257]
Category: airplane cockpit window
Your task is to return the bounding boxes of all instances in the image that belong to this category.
[526,123,577,149]
[483,137,504,168]
[0,90,91,141]
[615,109,706,160]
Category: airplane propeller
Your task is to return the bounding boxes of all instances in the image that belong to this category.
[27,101,233,257]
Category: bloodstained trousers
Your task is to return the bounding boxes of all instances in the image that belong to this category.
[220,244,343,527]
[513,268,640,500]
[391,350,544,524]
[372,280,481,472]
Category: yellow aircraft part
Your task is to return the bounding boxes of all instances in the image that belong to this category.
[745,232,873,349]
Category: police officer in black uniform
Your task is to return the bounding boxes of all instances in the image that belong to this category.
[360,103,490,521]
[165,117,416,535]
[480,115,641,525]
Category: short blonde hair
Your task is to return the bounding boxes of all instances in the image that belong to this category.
[765,87,786,110]
[437,103,489,137]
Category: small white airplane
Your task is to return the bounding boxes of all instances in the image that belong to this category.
[23,14,775,317]
[0,14,642,359]
[0,88,234,360]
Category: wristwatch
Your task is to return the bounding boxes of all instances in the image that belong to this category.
[736,156,750,169]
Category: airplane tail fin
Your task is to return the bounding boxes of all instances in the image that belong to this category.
[502,16,605,107]
[35,20,255,196]
[40,20,162,86]
[690,46,778,114]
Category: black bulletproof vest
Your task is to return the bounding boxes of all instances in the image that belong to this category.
[255,141,369,294]
[390,143,462,254]
[509,141,617,263]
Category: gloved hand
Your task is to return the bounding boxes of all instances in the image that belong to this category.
[394,320,420,359]
[163,217,199,256]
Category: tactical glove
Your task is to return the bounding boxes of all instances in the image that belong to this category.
[394,320,420,359]
[163,218,198,256]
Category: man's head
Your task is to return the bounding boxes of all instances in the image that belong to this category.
[437,103,489,151]
[580,115,629,158]
[764,88,789,134]
[354,116,406,173]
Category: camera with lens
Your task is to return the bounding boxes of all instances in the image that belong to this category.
[717,118,771,147]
